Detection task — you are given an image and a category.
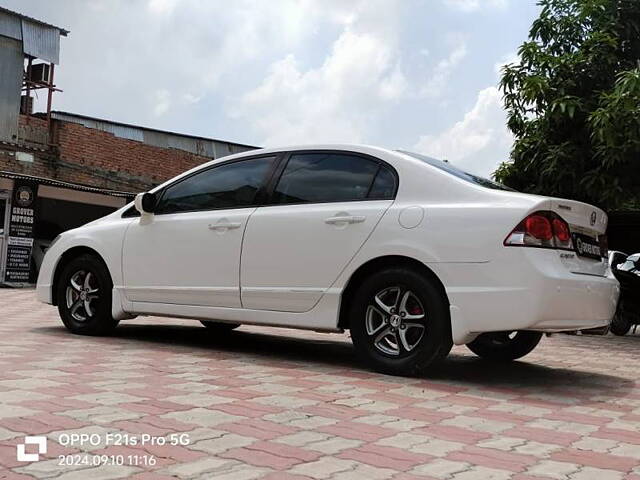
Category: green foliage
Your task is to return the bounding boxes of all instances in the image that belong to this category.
[496,0,640,211]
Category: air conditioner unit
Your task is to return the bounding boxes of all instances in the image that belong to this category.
[28,63,51,84]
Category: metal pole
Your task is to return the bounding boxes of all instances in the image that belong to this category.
[47,63,55,143]
[25,57,32,119]
[47,63,55,125]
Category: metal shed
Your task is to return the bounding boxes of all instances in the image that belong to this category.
[0,7,68,143]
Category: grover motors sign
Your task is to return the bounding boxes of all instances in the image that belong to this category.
[4,180,38,283]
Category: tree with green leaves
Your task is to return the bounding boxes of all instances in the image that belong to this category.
[496,0,640,211]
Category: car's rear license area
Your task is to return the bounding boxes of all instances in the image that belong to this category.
[503,197,609,277]
[547,198,609,277]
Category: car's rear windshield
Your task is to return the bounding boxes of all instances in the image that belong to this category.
[397,150,515,191]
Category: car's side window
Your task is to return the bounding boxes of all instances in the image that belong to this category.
[155,156,276,214]
[369,166,396,200]
[271,153,393,205]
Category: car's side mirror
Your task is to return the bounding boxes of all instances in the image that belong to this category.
[134,192,157,215]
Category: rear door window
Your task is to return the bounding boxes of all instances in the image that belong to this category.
[272,153,395,204]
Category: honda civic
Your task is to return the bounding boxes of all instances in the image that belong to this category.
[36,145,620,376]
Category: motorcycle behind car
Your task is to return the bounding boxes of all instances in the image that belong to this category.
[609,251,640,336]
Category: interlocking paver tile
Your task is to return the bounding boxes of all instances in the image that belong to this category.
[161,457,235,477]
[190,432,256,454]
[304,436,363,454]
[409,458,472,478]
[332,462,396,479]
[1,289,639,479]
[160,406,246,427]
[288,456,357,478]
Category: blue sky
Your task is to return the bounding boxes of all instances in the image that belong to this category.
[4,0,540,176]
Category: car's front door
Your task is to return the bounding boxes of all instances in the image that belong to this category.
[241,151,397,312]
[122,155,277,308]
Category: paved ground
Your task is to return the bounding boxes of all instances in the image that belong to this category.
[0,289,639,480]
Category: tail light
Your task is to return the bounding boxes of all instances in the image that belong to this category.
[504,211,573,251]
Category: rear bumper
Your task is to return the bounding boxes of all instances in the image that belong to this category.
[440,249,620,344]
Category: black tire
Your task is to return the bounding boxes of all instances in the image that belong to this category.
[200,321,240,331]
[610,314,631,336]
[56,254,119,335]
[466,331,542,361]
[349,267,452,376]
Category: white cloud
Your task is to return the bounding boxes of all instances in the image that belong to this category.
[444,0,508,12]
[21,0,362,128]
[232,1,406,145]
[5,0,531,153]
[413,86,512,176]
[420,36,468,98]
[147,0,179,15]
[153,89,171,117]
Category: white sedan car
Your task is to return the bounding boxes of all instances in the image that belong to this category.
[36,145,619,376]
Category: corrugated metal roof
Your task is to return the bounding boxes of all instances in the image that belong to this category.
[0,9,22,40]
[53,112,144,142]
[0,6,68,36]
[21,18,61,64]
[0,170,134,198]
[51,111,259,159]
[0,36,24,143]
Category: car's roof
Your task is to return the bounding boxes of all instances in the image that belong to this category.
[145,144,402,195]
[227,144,396,160]
[177,144,403,179]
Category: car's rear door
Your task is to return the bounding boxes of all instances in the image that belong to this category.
[240,151,397,312]
[122,154,278,308]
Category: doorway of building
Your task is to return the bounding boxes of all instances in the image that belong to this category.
[0,190,10,281]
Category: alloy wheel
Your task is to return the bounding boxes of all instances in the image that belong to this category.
[365,286,426,356]
[65,270,100,322]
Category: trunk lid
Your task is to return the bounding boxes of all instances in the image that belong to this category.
[546,198,608,276]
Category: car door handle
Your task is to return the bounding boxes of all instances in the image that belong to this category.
[324,215,366,225]
[208,222,242,230]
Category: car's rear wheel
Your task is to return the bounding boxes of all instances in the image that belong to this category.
[466,331,542,361]
[610,314,631,336]
[349,267,452,376]
[56,254,119,335]
[200,321,240,331]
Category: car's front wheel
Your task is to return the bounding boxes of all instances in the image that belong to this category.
[349,267,452,376]
[56,254,119,335]
[466,331,542,361]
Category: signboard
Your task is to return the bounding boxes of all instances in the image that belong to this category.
[4,180,38,283]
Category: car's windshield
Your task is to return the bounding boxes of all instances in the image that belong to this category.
[397,150,515,192]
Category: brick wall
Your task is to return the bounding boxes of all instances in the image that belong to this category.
[0,115,215,193]
[0,116,55,180]
[54,121,213,192]
[18,115,50,146]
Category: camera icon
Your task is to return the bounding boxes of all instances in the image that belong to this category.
[16,436,47,462]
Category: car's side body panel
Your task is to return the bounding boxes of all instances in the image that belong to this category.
[36,216,133,304]
[36,144,619,346]
[121,207,255,308]
[240,200,392,312]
